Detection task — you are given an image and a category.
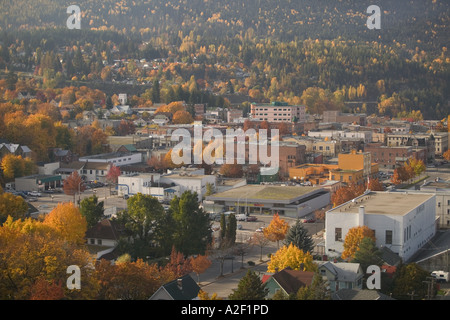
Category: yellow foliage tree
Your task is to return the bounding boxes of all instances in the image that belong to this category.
[341,225,376,260]
[263,213,290,248]
[43,202,87,245]
[267,243,316,273]
[198,289,223,300]
[0,192,29,223]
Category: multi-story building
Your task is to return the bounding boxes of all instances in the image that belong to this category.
[325,191,436,262]
[322,110,367,126]
[419,179,450,229]
[365,143,427,169]
[386,132,448,159]
[250,101,306,123]
[289,150,378,185]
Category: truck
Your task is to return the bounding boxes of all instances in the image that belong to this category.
[431,270,449,283]
[236,214,247,221]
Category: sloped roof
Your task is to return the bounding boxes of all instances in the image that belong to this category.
[332,289,395,300]
[154,274,200,300]
[317,261,363,282]
[85,219,125,241]
[271,267,315,295]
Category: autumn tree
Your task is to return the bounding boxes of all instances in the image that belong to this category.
[219,163,243,178]
[106,164,121,195]
[391,263,431,300]
[198,289,223,300]
[249,231,270,261]
[63,171,86,204]
[1,154,35,181]
[191,254,212,284]
[263,213,290,248]
[444,150,450,161]
[267,243,316,273]
[0,191,29,224]
[331,182,365,207]
[228,270,268,300]
[162,246,193,279]
[172,110,194,124]
[43,202,88,245]
[0,216,95,299]
[341,226,376,261]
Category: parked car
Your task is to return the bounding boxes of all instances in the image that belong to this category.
[301,218,316,223]
[256,227,265,233]
[246,216,257,222]
[28,191,42,197]
[237,224,243,230]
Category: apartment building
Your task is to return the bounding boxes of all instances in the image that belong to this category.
[250,101,306,123]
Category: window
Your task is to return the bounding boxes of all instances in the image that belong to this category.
[97,239,102,245]
[335,228,342,241]
[385,230,393,245]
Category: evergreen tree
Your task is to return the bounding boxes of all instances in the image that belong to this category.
[151,79,160,103]
[228,270,268,300]
[296,273,329,300]
[352,237,383,273]
[283,219,314,253]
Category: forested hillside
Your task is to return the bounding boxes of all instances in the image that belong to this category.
[0,0,448,119]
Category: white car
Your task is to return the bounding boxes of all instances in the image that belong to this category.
[28,191,42,197]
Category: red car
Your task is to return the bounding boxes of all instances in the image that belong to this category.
[301,218,316,223]
[246,216,257,222]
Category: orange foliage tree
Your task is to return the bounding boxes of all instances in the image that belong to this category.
[263,213,290,248]
[63,171,86,204]
[43,202,88,245]
[341,225,376,260]
[172,110,194,124]
[191,254,212,284]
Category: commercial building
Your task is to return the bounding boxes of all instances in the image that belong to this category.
[289,150,378,185]
[205,184,330,218]
[386,132,448,158]
[325,191,437,262]
[418,178,450,229]
[15,174,62,192]
[365,143,427,169]
[79,151,142,167]
[250,101,306,123]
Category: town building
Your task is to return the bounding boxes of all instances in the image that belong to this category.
[79,152,142,167]
[205,184,330,218]
[322,111,367,126]
[365,143,427,169]
[325,191,437,262]
[289,150,379,185]
[316,261,364,293]
[387,132,448,158]
[418,178,450,229]
[250,101,306,123]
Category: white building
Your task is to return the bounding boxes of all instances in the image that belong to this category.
[117,171,216,202]
[79,152,142,167]
[325,191,437,262]
[308,130,373,144]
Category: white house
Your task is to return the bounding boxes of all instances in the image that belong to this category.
[325,191,436,262]
[160,172,216,202]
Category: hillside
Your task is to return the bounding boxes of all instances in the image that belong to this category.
[0,0,448,51]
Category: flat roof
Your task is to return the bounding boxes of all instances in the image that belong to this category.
[330,191,434,216]
[207,184,323,203]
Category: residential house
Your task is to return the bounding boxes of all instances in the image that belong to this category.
[149,274,200,300]
[262,267,315,299]
[317,261,364,293]
[0,143,32,159]
[85,219,127,261]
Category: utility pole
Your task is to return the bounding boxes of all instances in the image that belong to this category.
[423,276,435,300]
[407,291,417,300]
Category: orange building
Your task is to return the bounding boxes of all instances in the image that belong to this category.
[289,150,378,185]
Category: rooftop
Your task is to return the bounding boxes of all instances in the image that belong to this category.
[207,184,322,202]
[330,191,434,216]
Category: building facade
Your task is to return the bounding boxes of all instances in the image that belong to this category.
[250,102,306,123]
[325,191,436,262]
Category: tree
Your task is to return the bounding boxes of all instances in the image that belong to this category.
[267,243,316,273]
[444,150,450,161]
[219,163,243,178]
[352,237,383,278]
[80,195,104,229]
[263,213,289,248]
[283,219,314,253]
[391,263,431,300]
[198,289,223,300]
[228,270,268,300]
[172,110,194,124]
[43,202,88,246]
[191,254,212,284]
[0,192,29,224]
[249,232,270,261]
[1,154,35,181]
[106,165,121,195]
[331,182,365,207]
[63,171,86,204]
[341,226,376,260]
[170,191,212,256]
[296,273,329,300]
[115,193,167,259]
[163,246,193,278]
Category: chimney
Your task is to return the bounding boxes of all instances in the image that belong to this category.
[358,206,365,226]
[177,278,183,291]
